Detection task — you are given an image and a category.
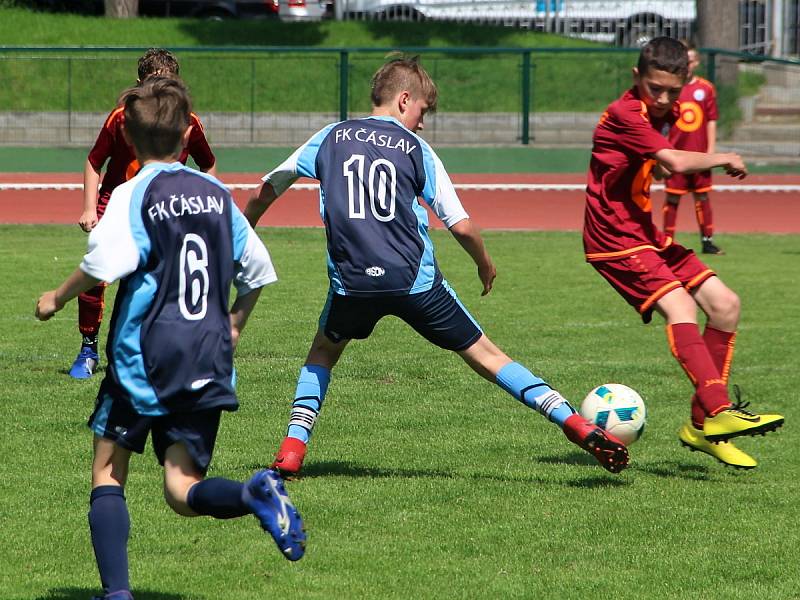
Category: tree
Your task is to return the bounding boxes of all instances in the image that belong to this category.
[105,0,138,18]
[696,0,739,85]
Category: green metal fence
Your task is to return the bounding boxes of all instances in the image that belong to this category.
[0,46,798,154]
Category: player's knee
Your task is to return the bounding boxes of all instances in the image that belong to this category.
[163,482,195,517]
[709,289,740,324]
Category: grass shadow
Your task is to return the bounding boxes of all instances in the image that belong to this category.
[38,588,190,600]
[247,458,627,487]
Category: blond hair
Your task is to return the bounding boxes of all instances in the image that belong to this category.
[370,56,438,112]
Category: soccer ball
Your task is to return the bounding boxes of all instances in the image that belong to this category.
[580,383,646,446]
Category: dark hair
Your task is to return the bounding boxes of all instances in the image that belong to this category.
[120,77,191,160]
[637,37,689,79]
[137,48,180,81]
[370,55,438,112]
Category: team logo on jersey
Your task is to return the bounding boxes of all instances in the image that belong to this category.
[693,88,706,102]
[191,378,213,390]
[365,266,385,277]
[676,101,704,133]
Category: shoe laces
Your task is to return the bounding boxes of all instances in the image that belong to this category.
[729,384,755,417]
[78,346,97,359]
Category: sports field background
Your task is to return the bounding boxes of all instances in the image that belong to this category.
[2,9,799,595]
[2,139,799,598]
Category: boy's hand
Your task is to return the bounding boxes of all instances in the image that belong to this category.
[79,210,99,233]
[653,163,672,180]
[723,153,747,179]
[478,262,496,296]
[36,290,61,321]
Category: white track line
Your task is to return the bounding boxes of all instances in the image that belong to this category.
[1,183,799,193]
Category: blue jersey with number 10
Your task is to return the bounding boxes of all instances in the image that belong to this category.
[264,116,469,297]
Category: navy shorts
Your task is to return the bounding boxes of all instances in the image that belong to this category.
[88,385,222,474]
[319,280,483,351]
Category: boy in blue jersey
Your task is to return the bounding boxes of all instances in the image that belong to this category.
[244,57,629,476]
[36,78,305,600]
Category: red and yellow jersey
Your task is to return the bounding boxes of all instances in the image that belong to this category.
[88,107,216,204]
[668,76,718,153]
[583,87,677,262]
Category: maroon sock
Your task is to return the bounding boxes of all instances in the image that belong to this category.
[663,201,678,239]
[690,327,736,427]
[667,323,730,424]
[694,198,714,238]
[78,283,106,338]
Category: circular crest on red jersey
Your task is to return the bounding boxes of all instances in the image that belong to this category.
[677,101,704,133]
[693,88,706,102]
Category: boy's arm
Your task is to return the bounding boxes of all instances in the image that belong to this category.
[36,268,101,321]
[229,287,262,350]
[654,148,746,179]
[707,120,717,154]
[449,219,496,296]
[244,182,279,229]
[80,159,101,232]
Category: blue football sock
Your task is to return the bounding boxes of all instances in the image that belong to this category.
[495,362,576,427]
[287,364,330,443]
[88,485,130,594]
[187,477,249,519]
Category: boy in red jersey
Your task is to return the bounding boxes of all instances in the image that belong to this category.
[662,41,723,254]
[584,37,783,469]
[71,48,217,379]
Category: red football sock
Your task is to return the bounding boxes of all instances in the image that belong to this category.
[694,198,714,238]
[689,327,737,427]
[663,201,678,238]
[78,283,106,338]
[666,323,730,425]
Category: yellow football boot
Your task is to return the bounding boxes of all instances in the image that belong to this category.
[679,421,757,470]
[703,387,784,443]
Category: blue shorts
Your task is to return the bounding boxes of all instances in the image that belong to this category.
[88,383,222,474]
[319,280,483,351]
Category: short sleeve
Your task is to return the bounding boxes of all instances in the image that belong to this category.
[80,183,140,282]
[87,109,120,171]
[608,102,673,157]
[187,114,216,171]
[420,146,469,228]
[262,122,339,195]
[231,206,277,295]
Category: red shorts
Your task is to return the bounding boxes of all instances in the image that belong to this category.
[664,170,713,195]
[591,243,715,323]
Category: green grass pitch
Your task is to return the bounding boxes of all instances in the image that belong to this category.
[1,225,798,599]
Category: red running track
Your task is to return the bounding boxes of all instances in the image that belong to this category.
[1,173,799,233]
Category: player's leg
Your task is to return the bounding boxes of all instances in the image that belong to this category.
[273,289,364,476]
[71,282,106,379]
[157,412,306,561]
[87,387,148,600]
[89,436,133,599]
[457,335,628,473]
[690,277,783,441]
[398,281,628,473]
[662,192,682,239]
[693,181,723,254]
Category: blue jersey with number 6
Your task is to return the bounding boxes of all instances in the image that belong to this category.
[80,162,277,416]
[263,116,469,297]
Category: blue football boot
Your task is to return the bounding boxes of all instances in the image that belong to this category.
[243,469,306,561]
[69,345,100,379]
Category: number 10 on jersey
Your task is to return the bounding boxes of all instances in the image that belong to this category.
[343,154,397,222]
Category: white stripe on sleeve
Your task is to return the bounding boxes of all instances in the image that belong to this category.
[427,152,469,228]
[79,182,140,283]
[234,227,278,296]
